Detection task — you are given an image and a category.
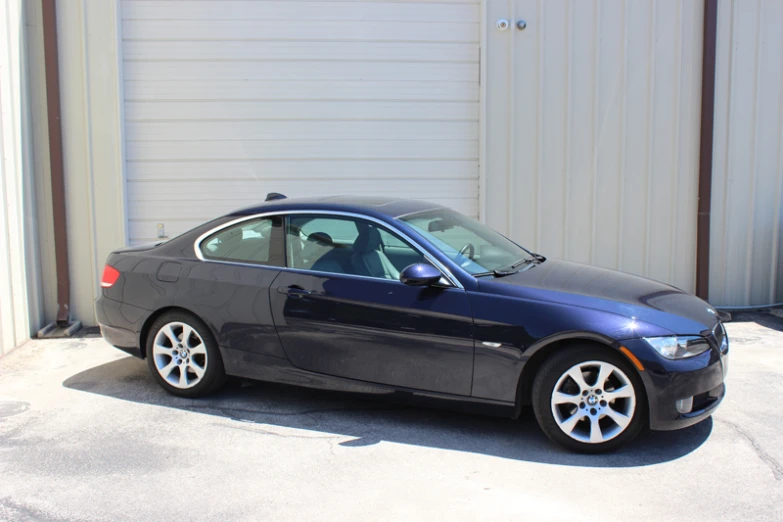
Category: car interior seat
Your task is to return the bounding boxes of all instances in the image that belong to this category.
[351,223,399,280]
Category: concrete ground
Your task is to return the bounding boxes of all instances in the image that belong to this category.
[1,313,782,522]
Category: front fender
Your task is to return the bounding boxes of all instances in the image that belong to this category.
[467,291,671,403]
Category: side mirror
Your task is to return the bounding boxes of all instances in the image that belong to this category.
[400,263,442,286]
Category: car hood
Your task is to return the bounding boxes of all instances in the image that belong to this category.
[478,258,718,335]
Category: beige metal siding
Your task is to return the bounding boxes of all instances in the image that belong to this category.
[710,0,783,307]
[121,0,481,244]
[55,0,127,325]
[484,0,704,292]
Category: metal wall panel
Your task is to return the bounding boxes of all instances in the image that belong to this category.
[0,0,42,355]
[121,0,481,244]
[53,0,128,325]
[710,0,783,307]
[484,0,704,293]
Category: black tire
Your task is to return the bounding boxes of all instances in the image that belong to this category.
[531,345,646,453]
[145,310,226,398]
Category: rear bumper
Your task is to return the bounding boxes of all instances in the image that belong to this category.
[95,293,148,358]
[621,338,728,431]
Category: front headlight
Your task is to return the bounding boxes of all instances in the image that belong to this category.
[643,336,711,360]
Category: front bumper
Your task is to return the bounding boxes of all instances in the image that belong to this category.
[621,337,728,431]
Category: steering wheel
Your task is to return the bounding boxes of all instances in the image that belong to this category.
[458,243,475,260]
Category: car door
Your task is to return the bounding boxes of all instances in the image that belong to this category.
[269,213,475,396]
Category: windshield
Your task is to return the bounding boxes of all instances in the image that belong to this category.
[401,209,532,275]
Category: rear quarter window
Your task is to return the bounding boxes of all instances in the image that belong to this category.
[200,216,284,266]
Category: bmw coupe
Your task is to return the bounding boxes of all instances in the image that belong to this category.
[96,194,728,452]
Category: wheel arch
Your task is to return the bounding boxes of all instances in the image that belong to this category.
[512,332,645,418]
[138,306,218,359]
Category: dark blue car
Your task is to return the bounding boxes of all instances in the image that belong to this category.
[96,194,728,452]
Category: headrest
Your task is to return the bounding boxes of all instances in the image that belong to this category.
[307,232,333,246]
[353,223,381,253]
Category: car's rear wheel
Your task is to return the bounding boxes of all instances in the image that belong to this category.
[146,311,226,398]
[532,346,645,453]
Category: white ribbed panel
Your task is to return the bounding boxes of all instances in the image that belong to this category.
[120,0,480,244]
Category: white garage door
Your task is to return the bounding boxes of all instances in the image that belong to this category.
[121,0,480,244]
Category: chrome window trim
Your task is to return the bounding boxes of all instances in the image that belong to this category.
[193,210,464,289]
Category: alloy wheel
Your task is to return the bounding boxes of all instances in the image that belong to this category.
[550,360,636,444]
[151,321,208,389]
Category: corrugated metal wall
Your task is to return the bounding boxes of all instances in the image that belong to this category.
[0,0,42,355]
[55,0,127,325]
[710,0,783,307]
[484,0,704,293]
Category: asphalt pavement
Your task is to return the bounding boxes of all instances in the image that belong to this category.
[1,312,782,521]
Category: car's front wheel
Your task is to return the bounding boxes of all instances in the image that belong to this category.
[146,311,226,398]
[532,346,645,453]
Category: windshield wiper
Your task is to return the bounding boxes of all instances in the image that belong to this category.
[508,257,535,270]
[529,252,546,263]
[473,257,534,278]
[473,270,511,278]
[473,252,547,278]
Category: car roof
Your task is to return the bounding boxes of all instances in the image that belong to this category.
[229,195,446,220]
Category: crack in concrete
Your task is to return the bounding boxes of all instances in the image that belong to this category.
[718,418,783,480]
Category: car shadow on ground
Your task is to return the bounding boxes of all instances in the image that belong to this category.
[63,356,712,467]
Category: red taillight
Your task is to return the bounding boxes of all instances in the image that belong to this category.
[101,265,120,288]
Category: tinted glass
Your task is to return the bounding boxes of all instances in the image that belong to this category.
[201,216,283,266]
[401,209,530,274]
[285,215,424,280]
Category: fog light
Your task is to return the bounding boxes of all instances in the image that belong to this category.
[676,397,694,414]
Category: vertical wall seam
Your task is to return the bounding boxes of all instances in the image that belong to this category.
[7,0,29,336]
[689,1,702,288]
[114,0,130,245]
[534,0,543,251]
[743,1,763,304]
[669,0,684,285]
[77,0,99,305]
[643,0,657,276]
[1,0,19,347]
[505,0,514,237]
[589,0,600,265]
[477,0,488,224]
[616,0,628,271]
[719,0,737,304]
[562,2,572,258]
